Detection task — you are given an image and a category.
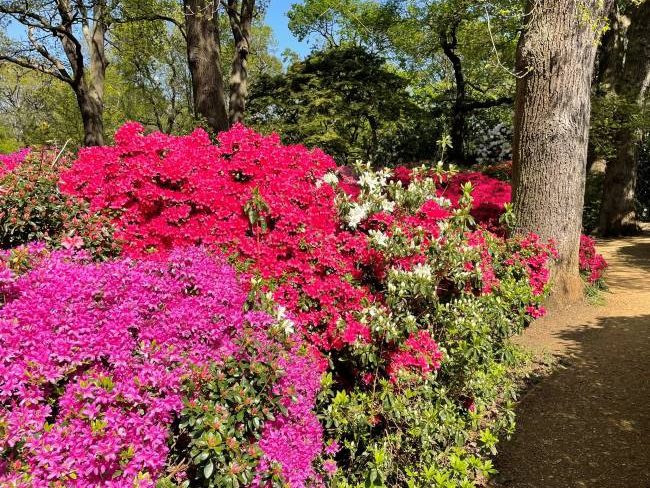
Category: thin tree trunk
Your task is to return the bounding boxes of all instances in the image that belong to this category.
[598,1,650,236]
[184,0,229,133]
[227,0,254,125]
[440,21,466,163]
[512,0,612,303]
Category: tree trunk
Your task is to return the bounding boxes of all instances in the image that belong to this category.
[227,0,254,125]
[512,0,612,304]
[78,2,107,146]
[184,0,229,133]
[440,21,466,163]
[75,85,104,146]
[598,1,650,236]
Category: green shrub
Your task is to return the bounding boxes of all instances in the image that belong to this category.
[0,149,118,257]
[314,166,554,487]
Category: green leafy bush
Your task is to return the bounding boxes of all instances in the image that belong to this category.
[315,165,554,487]
[0,149,118,257]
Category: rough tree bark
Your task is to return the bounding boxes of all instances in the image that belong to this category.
[598,1,650,236]
[77,0,108,146]
[183,0,229,133]
[512,0,612,303]
[75,85,104,146]
[225,0,254,125]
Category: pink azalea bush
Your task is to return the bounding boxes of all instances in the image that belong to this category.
[0,148,30,178]
[0,246,324,487]
[0,148,117,256]
[56,124,562,485]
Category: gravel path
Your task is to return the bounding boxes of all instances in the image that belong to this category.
[493,227,650,488]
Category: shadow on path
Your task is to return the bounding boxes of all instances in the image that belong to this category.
[493,227,650,487]
[494,313,650,488]
[616,242,650,273]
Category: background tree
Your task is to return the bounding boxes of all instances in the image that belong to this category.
[111,12,194,133]
[224,0,264,125]
[0,63,83,144]
[0,0,111,145]
[595,0,650,236]
[116,0,230,133]
[219,7,280,112]
[287,0,522,163]
[0,0,279,145]
[248,46,438,165]
[512,0,612,302]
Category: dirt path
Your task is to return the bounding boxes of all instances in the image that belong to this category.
[493,227,650,488]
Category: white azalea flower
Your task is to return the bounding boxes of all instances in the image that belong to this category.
[322,172,339,185]
[348,203,369,228]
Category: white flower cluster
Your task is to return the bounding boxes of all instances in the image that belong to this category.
[473,122,512,165]
[368,229,390,248]
[332,162,451,230]
[322,171,339,186]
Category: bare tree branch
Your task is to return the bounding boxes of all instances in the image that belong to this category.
[26,25,73,81]
[0,53,70,82]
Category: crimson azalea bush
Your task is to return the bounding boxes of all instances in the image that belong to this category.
[60,123,369,354]
[579,234,608,285]
[57,124,563,486]
[0,246,325,487]
[437,171,512,232]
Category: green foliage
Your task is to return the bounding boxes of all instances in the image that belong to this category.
[168,330,290,488]
[286,0,522,163]
[110,3,196,135]
[321,303,523,487]
[0,65,84,146]
[590,92,648,162]
[287,0,400,50]
[0,124,20,154]
[0,150,118,257]
[317,166,551,486]
[249,46,441,165]
[321,376,505,488]
[587,90,650,227]
[583,169,605,233]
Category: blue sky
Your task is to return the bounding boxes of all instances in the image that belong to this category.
[264,2,311,57]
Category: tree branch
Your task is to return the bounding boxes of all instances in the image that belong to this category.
[26,25,73,82]
[113,14,186,40]
[0,54,71,83]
